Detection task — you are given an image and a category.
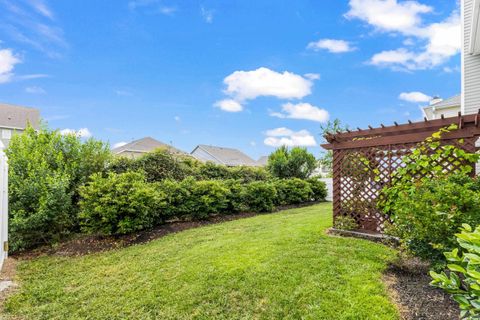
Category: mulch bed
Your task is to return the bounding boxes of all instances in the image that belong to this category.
[12,202,321,259]
[383,257,460,320]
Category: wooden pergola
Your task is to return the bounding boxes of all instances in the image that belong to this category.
[322,112,480,233]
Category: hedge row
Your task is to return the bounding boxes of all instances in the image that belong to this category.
[78,172,327,236]
[109,149,271,183]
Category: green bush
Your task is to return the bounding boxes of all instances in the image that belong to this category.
[182,179,231,219]
[306,178,328,201]
[430,224,480,319]
[79,172,163,235]
[6,126,110,251]
[378,126,480,265]
[267,146,317,179]
[196,162,269,182]
[223,179,247,213]
[384,174,480,265]
[274,178,313,205]
[333,215,359,231]
[242,181,277,212]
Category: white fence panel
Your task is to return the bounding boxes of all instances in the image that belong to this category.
[320,178,333,202]
[0,142,8,270]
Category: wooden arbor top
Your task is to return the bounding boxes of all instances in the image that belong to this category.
[322,112,480,151]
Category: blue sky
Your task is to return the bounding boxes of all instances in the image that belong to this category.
[0,0,461,159]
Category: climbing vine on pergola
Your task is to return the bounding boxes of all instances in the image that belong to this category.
[322,113,480,233]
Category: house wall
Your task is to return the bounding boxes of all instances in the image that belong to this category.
[463,0,480,115]
[0,128,23,148]
[191,148,222,164]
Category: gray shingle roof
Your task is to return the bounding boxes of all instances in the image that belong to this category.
[430,95,461,110]
[0,103,40,130]
[193,144,259,166]
[257,156,268,166]
[112,137,186,155]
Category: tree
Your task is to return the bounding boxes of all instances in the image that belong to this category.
[267,146,316,179]
[319,119,349,175]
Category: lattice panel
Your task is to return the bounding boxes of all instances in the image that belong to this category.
[332,138,478,233]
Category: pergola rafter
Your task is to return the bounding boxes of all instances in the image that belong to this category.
[322,112,480,233]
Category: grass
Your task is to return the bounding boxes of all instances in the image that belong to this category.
[4,203,399,319]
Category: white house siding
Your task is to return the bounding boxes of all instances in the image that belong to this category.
[463,0,480,115]
[191,147,222,164]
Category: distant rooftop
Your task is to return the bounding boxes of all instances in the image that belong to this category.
[0,103,40,130]
[257,156,268,166]
[112,137,186,155]
[192,144,259,167]
[428,95,461,110]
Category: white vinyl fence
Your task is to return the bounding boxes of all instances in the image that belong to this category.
[0,141,8,269]
[320,178,332,202]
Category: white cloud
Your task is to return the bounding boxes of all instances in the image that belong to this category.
[115,89,133,96]
[17,73,50,80]
[264,127,317,147]
[128,0,177,15]
[174,115,181,122]
[307,39,355,53]
[201,7,214,23]
[158,6,177,15]
[222,67,314,102]
[346,0,460,70]
[0,49,21,84]
[345,0,432,33]
[60,128,92,138]
[1,1,66,58]
[304,73,321,80]
[27,0,54,19]
[271,102,329,123]
[399,91,431,103]
[214,99,243,112]
[113,141,128,149]
[25,86,46,94]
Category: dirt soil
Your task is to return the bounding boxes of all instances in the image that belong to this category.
[384,257,460,320]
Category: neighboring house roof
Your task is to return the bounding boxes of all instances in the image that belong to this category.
[257,156,268,166]
[429,95,461,110]
[191,144,259,166]
[0,103,40,130]
[112,137,186,155]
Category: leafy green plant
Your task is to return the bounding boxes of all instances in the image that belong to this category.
[267,146,317,179]
[274,178,313,205]
[79,172,164,235]
[181,178,231,219]
[430,224,480,319]
[306,177,328,201]
[378,125,480,264]
[242,181,277,212]
[379,124,479,215]
[6,125,110,251]
[333,215,359,231]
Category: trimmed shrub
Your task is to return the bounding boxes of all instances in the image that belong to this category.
[242,181,277,212]
[274,178,313,205]
[182,179,231,219]
[79,172,163,235]
[306,178,328,201]
[136,149,192,182]
[196,162,270,182]
[430,224,480,319]
[223,179,247,213]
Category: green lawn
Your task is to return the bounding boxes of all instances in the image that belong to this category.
[4,203,399,319]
